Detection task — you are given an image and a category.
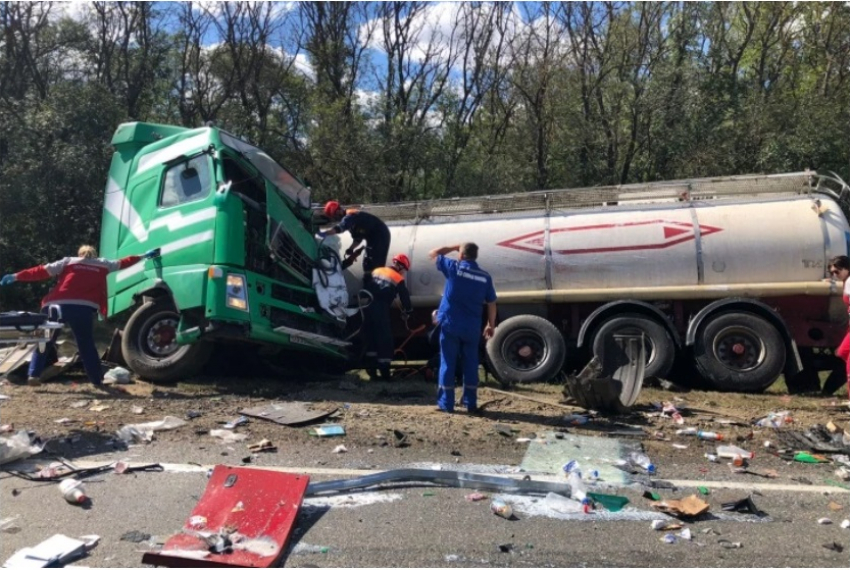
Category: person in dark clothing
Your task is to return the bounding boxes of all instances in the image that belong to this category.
[363,254,412,380]
[318,201,391,283]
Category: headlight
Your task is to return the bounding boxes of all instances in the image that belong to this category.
[226,274,248,311]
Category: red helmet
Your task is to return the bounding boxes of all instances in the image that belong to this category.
[392,253,411,271]
[323,200,341,218]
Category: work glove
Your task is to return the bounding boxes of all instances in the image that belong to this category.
[345,247,355,257]
[0,274,16,286]
[144,248,161,259]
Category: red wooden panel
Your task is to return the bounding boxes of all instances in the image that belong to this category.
[142,465,309,568]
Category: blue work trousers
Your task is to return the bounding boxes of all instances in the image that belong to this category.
[29,304,103,385]
[437,328,480,412]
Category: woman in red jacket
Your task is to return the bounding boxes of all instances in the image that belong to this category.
[829,255,850,399]
[1,245,157,387]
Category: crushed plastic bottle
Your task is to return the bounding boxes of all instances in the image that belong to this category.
[543,492,585,513]
[697,431,724,441]
[562,460,581,475]
[59,478,86,504]
[716,445,754,460]
[754,411,792,428]
[566,471,592,513]
[490,498,513,519]
[627,451,656,475]
[704,453,719,463]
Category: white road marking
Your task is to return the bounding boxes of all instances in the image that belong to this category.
[64,460,849,494]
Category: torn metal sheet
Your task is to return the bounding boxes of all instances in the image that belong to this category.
[0,345,36,376]
[519,432,640,485]
[142,465,309,568]
[239,402,336,426]
[563,334,646,412]
[305,468,572,497]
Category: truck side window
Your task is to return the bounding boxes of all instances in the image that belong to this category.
[160,156,212,208]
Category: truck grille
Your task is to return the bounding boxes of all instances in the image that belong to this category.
[271,284,316,308]
[267,306,340,339]
[269,222,313,282]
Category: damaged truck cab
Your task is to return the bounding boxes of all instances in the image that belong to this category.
[101,122,349,381]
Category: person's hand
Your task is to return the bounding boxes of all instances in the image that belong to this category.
[144,248,161,259]
[0,274,16,286]
[316,230,328,239]
[483,324,495,340]
[345,247,355,257]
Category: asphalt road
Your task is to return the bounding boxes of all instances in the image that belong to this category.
[1,437,849,568]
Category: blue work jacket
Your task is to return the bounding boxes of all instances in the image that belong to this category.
[435,255,497,340]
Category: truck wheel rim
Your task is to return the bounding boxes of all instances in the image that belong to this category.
[712,326,764,371]
[146,318,179,356]
[613,326,657,367]
[501,329,548,372]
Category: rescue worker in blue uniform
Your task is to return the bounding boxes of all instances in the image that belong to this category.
[428,243,497,413]
[363,253,413,380]
[318,201,391,283]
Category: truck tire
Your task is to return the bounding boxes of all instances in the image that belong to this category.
[121,299,212,382]
[486,315,566,385]
[591,314,675,380]
[693,311,785,392]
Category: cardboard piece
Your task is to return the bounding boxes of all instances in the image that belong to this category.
[651,495,710,518]
[3,534,98,568]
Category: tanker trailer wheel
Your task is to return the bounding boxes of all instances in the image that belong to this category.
[693,311,785,392]
[486,315,566,385]
[591,313,675,380]
[121,299,212,382]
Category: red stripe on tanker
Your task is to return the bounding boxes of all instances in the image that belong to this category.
[497,220,723,255]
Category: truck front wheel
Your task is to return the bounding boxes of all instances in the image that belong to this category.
[121,299,212,382]
[486,315,566,385]
[693,312,785,392]
[591,314,675,380]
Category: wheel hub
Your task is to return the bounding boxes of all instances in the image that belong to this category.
[146,319,179,356]
[502,330,548,371]
[714,328,763,371]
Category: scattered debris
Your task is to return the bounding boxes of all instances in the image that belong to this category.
[209,430,248,444]
[793,452,830,464]
[247,439,276,453]
[721,496,763,516]
[391,429,409,448]
[54,418,73,424]
[716,445,754,460]
[131,406,145,415]
[497,543,513,553]
[240,402,336,426]
[3,533,99,567]
[186,410,202,420]
[0,516,21,534]
[754,411,793,428]
[828,501,843,511]
[69,400,89,409]
[835,467,850,481]
[823,541,844,553]
[309,424,345,437]
[661,533,677,544]
[651,495,710,518]
[491,498,514,519]
[586,492,629,512]
[562,414,590,426]
[818,518,833,525]
[103,366,131,385]
[0,430,44,465]
[651,520,682,531]
[332,445,348,454]
[222,416,248,430]
[718,539,743,549]
[120,531,152,543]
[841,519,850,529]
[88,401,110,412]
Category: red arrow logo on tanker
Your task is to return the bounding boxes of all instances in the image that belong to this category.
[497,220,722,255]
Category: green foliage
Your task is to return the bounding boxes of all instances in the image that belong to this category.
[2,0,850,309]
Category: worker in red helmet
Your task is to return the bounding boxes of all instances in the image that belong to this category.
[362,253,413,381]
[317,201,391,284]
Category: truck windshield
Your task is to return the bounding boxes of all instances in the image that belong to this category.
[219,132,310,208]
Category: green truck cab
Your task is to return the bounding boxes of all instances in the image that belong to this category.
[101,122,350,381]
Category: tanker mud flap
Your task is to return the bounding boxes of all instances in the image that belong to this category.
[141,465,309,568]
[563,333,647,413]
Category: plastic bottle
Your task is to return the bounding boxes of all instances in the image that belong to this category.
[566,472,591,513]
[59,478,87,504]
[697,431,724,441]
[627,451,657,475]
[562,459,581,475]
[676,428,698,436]
[704,453,719,462]
[490,498,513,519]
[716,445,754,459]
